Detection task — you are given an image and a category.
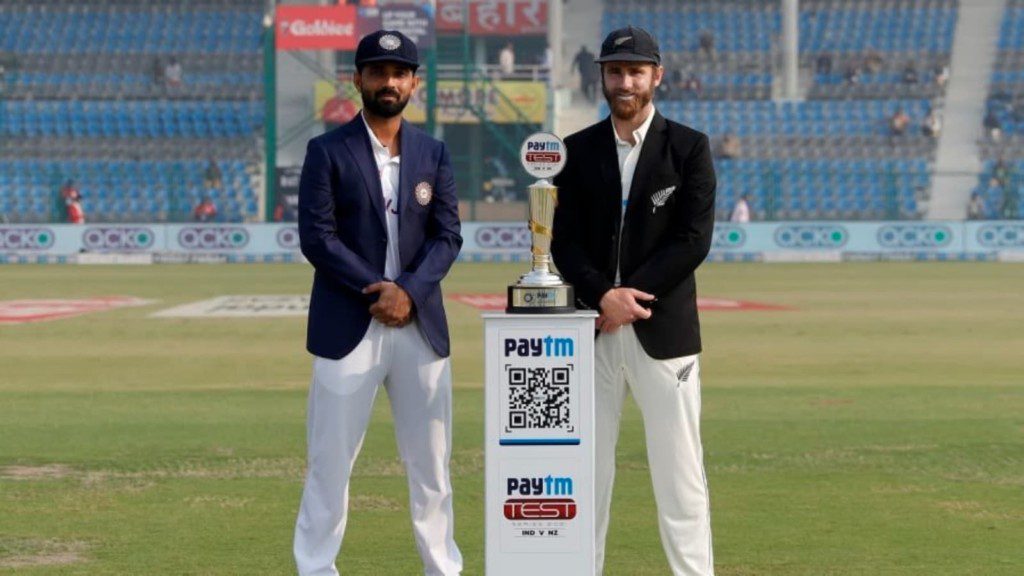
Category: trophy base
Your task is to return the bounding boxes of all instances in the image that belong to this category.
[506,284,576,314]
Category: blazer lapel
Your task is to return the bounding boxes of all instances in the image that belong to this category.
[341,116,387,232]
[397,119,416,223]
[596,117,623,225]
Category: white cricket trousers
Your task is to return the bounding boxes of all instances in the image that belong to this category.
[293,319,463,576]
[594,324,714,576]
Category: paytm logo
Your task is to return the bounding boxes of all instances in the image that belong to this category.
[524,140,563,164]
[526,140,562,152]
[503,336,574,357]
[507,475,574,496]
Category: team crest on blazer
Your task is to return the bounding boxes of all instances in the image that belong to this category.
[650,185,676,213]
[415,182,433,206]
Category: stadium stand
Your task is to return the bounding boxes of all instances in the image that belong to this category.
[601,0,957,221]
[977,0,1024,219]
[0,0,264,224]
[1,0,1018,224]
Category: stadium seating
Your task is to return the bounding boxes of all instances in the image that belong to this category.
[2,53,261,99]
[0,159,257,224]
[977,0,1024,219]
[973,160,1022,220]
[0,2,261,54]
[715,158,929,221]
[659,99,933,137]
[3,0,1017,223]
[601,0,954,220]
[987,0,1024,138]
[603,0,956,53]
[2,101,263,138]
[0,0,264,224]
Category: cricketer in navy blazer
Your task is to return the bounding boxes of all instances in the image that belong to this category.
[298,115,462,361]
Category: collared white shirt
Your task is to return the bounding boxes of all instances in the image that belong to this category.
[612,107,656,284]
[730,199,750,223]
[361,111,402,280]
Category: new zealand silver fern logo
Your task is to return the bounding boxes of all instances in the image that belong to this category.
[676,361,694,384]
[651,186,676,214]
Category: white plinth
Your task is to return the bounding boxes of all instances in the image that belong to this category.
[483,311,598,575]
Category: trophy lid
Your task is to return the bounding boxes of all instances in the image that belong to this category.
[520,132,567,180]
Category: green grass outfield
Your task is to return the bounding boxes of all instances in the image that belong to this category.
[1,262,1022,575]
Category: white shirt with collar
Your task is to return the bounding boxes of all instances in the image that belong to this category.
[361,111,401,280]
[613,106,656,284]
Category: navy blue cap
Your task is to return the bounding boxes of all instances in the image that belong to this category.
[595,26,661,65]
[355,29,419,71]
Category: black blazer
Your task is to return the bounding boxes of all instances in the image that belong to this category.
[551,111,716,359]
[298,116,463,360]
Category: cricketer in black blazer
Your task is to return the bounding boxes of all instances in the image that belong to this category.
[551,110,716,360]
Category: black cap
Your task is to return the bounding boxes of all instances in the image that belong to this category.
[595,26,661,65]
[355,29,419,71]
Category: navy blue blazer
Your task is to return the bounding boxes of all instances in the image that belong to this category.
[298,115,463,360]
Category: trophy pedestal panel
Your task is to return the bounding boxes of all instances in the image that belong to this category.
[483,311,597,574]
[506,284,575,314]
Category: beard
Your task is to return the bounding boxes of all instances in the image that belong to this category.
[602,81,653,121]
[361,86,410,118]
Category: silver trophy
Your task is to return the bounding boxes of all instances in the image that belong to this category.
[507,133,575,314]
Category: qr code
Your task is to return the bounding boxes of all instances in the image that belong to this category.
[507,366,571,429]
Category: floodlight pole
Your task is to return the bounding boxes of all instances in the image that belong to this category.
[263,12,277,222]
[781,0,800,101]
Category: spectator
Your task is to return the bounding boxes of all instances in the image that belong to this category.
[699,30,715,58]
[66,197,85,224]
[996,94,1015,115]
[718,133,742,159]
[903,63,918,84]
[273,197,297,222]
[203,158,223,189]
[844,62,862,85]
[498,41,515,78]
[667,66,688,98]
[1001,187,1019,219]
[536,44,552,84]
[984,109,1002,142]
[933,64,949,88]
[864,48,883,73]
[1013,96,1024,123]
[889,108,910,137]
[656,71,672,98]
[967,192,985,220]
[485,156,513,201]
[193,196,218,222]
[992,158,1010,189]
[59,179,80,205]
[730,194,751,223]
[684,72,703,98]
[815,52,833,75]
[922,110,941,139]
[572,45,599,103]
[164,56,183,87]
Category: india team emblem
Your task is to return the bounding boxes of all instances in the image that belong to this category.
[379,34,401,51]
[415,182,433,206]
